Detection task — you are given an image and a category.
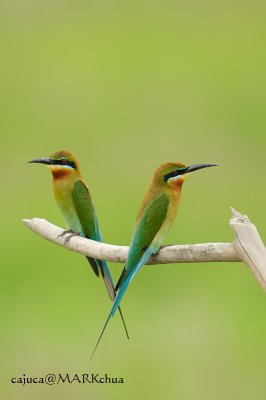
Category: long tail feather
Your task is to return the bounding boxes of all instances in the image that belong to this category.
[90,312,112,361]
[90,295,129,360]
[102,267,129,339]
[85,256,100,277]
[100,261,116,301]
[96,259,130,340]
[91,248,157,358]
[118,306,129,339]
[90,278,130,360]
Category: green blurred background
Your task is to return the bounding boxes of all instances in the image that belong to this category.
[1,1,266,399]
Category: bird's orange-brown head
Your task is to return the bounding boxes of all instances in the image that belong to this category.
[153,162,217,190]
[28,150,80,179]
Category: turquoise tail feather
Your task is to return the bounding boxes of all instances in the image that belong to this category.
[89,257,129,340]
[90,247,154,359]
[112,246,154,316]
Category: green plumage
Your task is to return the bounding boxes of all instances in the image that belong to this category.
[116,193,169,289]
[90,161,217,359]
[72,180,100,241]
[28,150,129,340]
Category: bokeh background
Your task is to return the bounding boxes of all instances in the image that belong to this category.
[1,1,266,399]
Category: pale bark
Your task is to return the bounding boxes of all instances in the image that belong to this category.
[22,208,266,293]
[230,208,266,292]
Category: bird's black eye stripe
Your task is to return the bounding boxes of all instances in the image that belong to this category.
[164,168,188,181]
[50,159,76,169]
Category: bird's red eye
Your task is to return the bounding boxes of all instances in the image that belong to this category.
[61,159,67,164]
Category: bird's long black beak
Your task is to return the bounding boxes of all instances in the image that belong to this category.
[185,163,218,173]
[28,158,53,165]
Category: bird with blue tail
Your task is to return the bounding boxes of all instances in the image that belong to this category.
[90,161,217,359]
[28,150,129,339]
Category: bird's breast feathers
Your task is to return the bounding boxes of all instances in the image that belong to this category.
[53,177,84,233]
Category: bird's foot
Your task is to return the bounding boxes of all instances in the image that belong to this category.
[153,244,173,255]
[57,229,74,239]
[57,230,81,245]
[160,244,173,249]
[63,231,81,246]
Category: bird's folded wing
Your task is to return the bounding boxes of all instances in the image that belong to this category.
[72,179,101,241]
[72,179,103,278]
[115,193,169,290]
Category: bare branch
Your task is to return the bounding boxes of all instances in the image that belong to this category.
[22,208,266,294]
[22,217,240,264]
[230,207,266,292]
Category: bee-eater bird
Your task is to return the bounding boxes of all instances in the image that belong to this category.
[28,150,129,339]
[91,161,217,359]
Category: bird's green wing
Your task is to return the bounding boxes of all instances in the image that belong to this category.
[72,179,100,240]
[72,179,102,277]
[116,192,169,290]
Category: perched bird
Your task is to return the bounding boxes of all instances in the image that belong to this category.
[28,150,129,339]
[91,162,217,359]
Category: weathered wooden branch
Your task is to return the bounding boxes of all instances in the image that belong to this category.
[22,208,266,293]
[230,207,266,292]
[22,218,239,264]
